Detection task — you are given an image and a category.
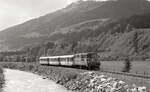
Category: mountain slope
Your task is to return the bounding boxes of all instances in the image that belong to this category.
[1,0,150,51]
[21,12,150,60]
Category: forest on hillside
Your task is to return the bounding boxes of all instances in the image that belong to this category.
[1,12,150,62]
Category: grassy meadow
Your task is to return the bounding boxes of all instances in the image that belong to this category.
[101,61,150,75]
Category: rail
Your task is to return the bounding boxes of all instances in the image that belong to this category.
[99,70,150,79]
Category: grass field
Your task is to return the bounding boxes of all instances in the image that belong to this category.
[101,61,150,75]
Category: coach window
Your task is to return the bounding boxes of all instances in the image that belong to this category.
[81,58,84,61]
[52,58,54,62]
[58,58,60,61]
[81,55,84,58]
[69,58,72,61]
[67,58,69,61]
[87,54,92,58]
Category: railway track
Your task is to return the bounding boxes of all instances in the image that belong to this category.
[97,70,150,79]
[41,65,150,79]
[50,65,150,79]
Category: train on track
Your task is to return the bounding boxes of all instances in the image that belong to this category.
[39,52,100,69]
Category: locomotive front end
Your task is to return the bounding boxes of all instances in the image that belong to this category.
[86,52,100,70]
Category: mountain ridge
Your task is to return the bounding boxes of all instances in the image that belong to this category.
[0,0,150,52]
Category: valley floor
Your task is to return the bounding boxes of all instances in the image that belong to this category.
[101,61,150,75]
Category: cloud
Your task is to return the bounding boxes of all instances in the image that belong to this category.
[0,0,67,31]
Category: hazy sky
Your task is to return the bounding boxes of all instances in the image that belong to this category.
[0,0,80,31]
[1,0,148,31]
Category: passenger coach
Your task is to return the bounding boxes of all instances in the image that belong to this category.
[39,52,100,69]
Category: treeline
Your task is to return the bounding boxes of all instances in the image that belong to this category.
[0,51,35,62]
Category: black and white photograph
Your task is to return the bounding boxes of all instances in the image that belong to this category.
[0,0,150,92]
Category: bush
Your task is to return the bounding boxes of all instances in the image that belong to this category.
[0,67,3,74]
[122,57,132,72]
[0,67,4,88]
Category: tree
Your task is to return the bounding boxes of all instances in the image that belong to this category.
[133,30,139,54]
[122,57,132,72]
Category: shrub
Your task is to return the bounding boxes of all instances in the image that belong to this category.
[122,57,132,72]
[0,67,4,88]
[0,67,3,74]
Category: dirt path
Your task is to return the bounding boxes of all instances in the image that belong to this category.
[3,69,71,92]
